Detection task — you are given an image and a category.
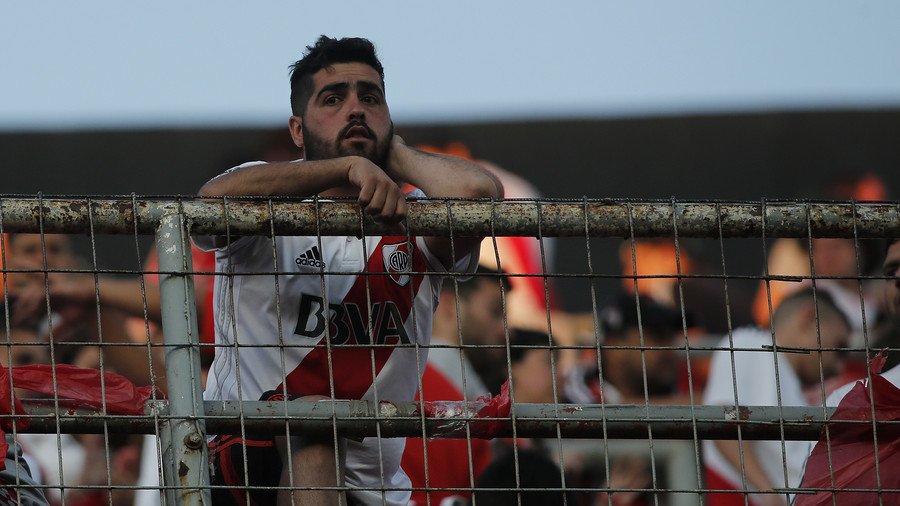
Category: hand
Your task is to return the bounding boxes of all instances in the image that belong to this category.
[346,156,407,226]
[10,266,95,328]
[383,135,410,182]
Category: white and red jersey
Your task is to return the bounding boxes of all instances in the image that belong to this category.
[401,344,492,506]
[194,189,477,506]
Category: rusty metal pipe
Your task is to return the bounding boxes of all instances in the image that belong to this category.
[0,198,897,238]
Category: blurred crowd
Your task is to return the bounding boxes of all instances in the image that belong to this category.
[1,137,897,506]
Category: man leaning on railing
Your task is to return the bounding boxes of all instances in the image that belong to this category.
[193,35,502,506]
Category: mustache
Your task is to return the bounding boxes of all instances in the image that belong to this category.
[339,120,375,140]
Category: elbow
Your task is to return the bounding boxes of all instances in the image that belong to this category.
[198,179,224,197]
[465,174,504,200]
[489,177,504,200]
[482,176,505,200]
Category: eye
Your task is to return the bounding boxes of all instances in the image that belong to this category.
[361,95,378,104]
[323,95,341,105]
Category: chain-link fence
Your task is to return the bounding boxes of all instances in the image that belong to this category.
[1,197,898,505]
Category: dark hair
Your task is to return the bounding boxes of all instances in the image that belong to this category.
[773,288,851,330]
[443,266,513,299]
[600,292,684,338]
[472,448,576,506]
[509,329,556,365]
[289,35,385,116]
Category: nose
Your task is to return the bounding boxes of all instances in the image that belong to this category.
[346,95,365,121]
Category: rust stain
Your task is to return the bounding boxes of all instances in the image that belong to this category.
[738,406,752,421]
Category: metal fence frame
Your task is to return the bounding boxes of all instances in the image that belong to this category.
[2,196,899,505]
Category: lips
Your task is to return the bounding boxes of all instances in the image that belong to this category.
[343,125,371,140]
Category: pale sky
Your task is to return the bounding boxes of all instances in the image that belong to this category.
[2,1,899,131]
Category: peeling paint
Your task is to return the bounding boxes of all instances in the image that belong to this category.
[0,198,895,238]
[380,402,399,417]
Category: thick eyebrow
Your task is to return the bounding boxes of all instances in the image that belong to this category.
[316,82,349,101]
[357,80,385,97]
[315,80,385,101]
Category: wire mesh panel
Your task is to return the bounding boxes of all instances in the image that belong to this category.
[0,196,898,505]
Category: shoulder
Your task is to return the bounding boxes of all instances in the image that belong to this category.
[712,327,771,358]
[881,364,900,387]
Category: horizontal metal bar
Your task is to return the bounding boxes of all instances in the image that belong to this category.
[0,198,897,237]
[12,400,892,441]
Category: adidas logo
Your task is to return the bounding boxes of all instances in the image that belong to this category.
[295,246,326,269]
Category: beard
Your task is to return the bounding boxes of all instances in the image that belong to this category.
[302,118,393,167]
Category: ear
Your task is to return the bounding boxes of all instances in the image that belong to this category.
[288,116,304,150]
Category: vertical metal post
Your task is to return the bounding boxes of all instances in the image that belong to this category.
[156,212,210,505]
[667,441,702,506]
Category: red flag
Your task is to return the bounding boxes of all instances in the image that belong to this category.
[0,364,159,470]
[797,355,900,505]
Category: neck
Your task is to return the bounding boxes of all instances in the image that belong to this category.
[430,319,458,345]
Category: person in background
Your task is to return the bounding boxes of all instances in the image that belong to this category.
[794,238,900,503]
[471,448,576,506]
[564,292,686,405]
[508,328,562,405]
[562,294,684,505]
[751,173,888,342]
[5,233,161,388]
[401,268,510,506]
[703,289,850,506]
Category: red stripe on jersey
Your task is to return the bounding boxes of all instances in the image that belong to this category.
[504,235,558,310]
[279,237,428,399]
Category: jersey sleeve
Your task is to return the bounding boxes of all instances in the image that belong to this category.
[406,188,480,278]
[704,332,780,407]
[191,161,268,252]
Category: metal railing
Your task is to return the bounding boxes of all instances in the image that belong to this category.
[1,196,898,505]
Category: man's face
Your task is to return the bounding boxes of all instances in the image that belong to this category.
[9,234,76,269]
[457,280,506,349]
[606,326,680,397]
[291,63,393,166]
[812,239,858,277]
[883,241,900,319]
[511,349,562,404]
[454,279,507,389]
[797,311,849,385]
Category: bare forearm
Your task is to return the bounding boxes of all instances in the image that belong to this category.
[714,440,774,491]
[98,278,162,321]
[97,308,162,389]
[198,158,359,197]
[388,143,503,199]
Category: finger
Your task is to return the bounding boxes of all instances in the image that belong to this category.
[395,193,408,220]
[366,185,388,216]
[379,192,398,220]
[357,181,375,208]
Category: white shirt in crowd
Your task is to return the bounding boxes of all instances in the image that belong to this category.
[702,327,812,490]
